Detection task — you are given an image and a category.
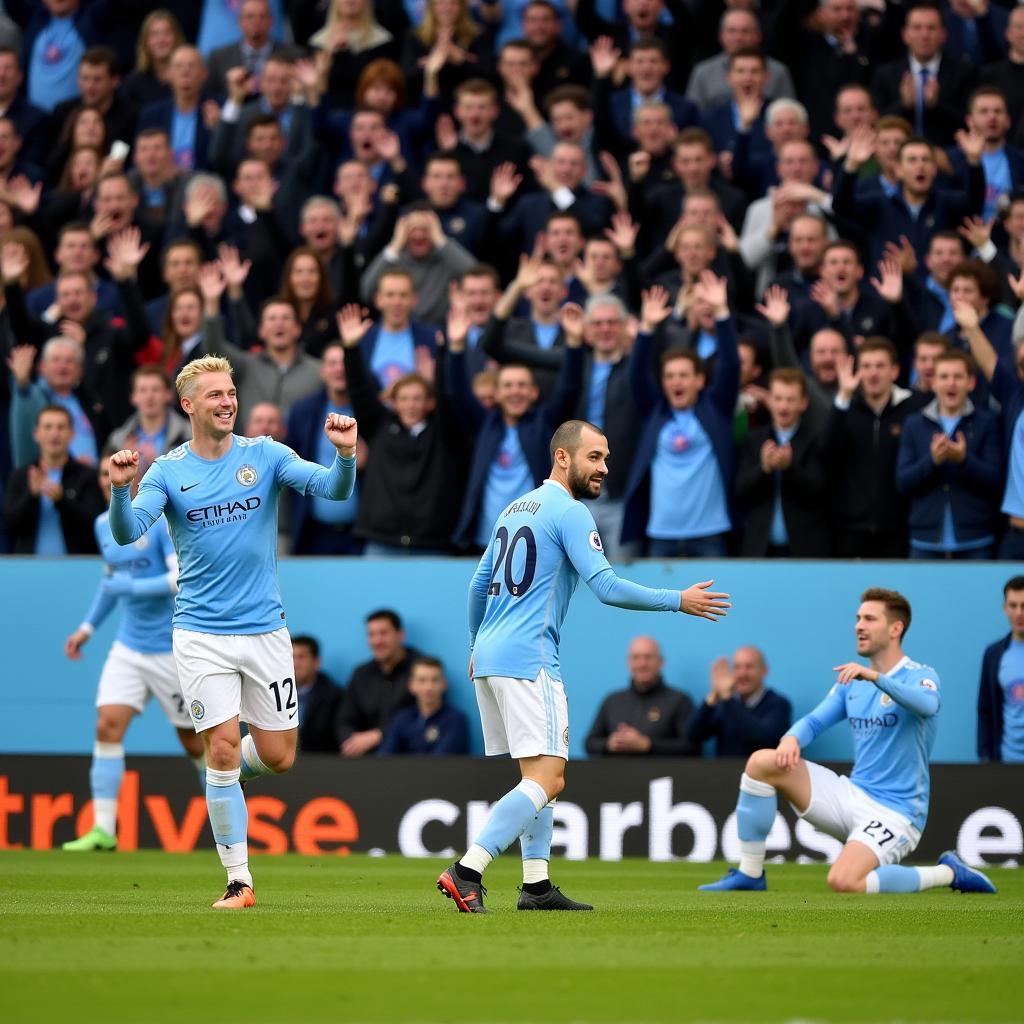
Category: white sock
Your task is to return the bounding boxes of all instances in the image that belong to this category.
[93,799,118,835]
[523,859,549,883]
[459,843,493,875]
[916,865,954,890]
[239,733,275,782]
[739,772,777,798]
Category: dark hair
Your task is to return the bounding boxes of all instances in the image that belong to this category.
[245,112,281,137]
[544,84,592,114]
[425,151,463,174]
[675,127,715,153]
[279,245,334,312]
[136,126,171,145]
[36,403,73,428]
[948,259,1002,307]
[661,347,705,374]
[549,419,604,460]
[131,365,172,389]
[80,45,119,75]
[57,220,95,245]
[914,331,949,354]
[861,587,912,639]
[728,46,766,67]
[822,239,861,263]
[366,609,402,630]
[968,85,1008,112]
[1003,577,1024,597]
[461,263,500,286]
[934,348,976,375]
[161,237,202,267]
[857,336,899,364]
[259,296,298,320]
[630,37,669,59]
[546,210,583,233]
[292,634,321,658]
[928,230,967,254]
[897,135,935,159]
[411,654,445,674]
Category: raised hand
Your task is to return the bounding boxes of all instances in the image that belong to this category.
[870,257,903,304]
[845,126,876,169]
[201,99,222,131]
[324,412,358,454]
[217,243,252,291]
[0,240,28,283]
[946,430,967,463]
[709,655,735,702]
[679,579,731,621]
[956,126,986,165]
[590,150,628,210]
[59,319,87,346]
[445,286,472,348]
[529,154,560,194]
[6,344,37,386]
[435,113,458,152]
[755,284,790,327]
[883,234,917,275]
[736,93,761,130]
[716,213,739,254]
[836,352,860,400]
[810,278,841,319]
[603,211,638,255]
[489,161,522,206]
[627,149,651,183]
[4,174,41,214]
[951,297,980,331]
[225,66,252,105]
[589,35,620,78]
[959,215,993,251]
[198,261,226,305]
[109,449,140,488]
[640,285,673,331]
[1009,272,1024,302]
[821,134,849,163]
[105,227,150,280]
[377,129,404,167]
[184,185,218,228]
[559,301,585,345]
[693,270,728,315]
[760,438,779,474]
[337,303,373,348]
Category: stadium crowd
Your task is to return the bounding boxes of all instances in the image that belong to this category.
[5,0,1024,560]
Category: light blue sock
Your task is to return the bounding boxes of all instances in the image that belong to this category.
[90,741,124,835]
[736,773,777,878]
[521,803,554,861]
[206,768,248,847]
[239,734,275,784]
[866,865,922,893]
[471,779,548,861]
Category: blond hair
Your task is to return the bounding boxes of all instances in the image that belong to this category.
[176,356,233,399]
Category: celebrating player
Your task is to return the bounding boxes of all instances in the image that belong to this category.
[107,356,357,909]
[700,589,997,895]
[62,456,205,852]
[437,420,731,913]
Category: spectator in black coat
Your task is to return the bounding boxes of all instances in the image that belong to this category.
[336,610,419,758]
[735,367,831,557]
[0,47,48,166]
[687,647,792,757]
[3,405,103,555]
[339,303,467,555]
[585,636,697,756]
[871,2,976,148]
[824,337,930,557]
[292,634,346,754]
[977,576,1024,763]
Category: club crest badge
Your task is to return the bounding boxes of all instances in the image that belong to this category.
[236,464,258,487]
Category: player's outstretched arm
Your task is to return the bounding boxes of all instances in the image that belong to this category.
[679,579,731,621]
[108,450,168,545]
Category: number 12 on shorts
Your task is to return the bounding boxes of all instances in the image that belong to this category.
[268,678,296,716]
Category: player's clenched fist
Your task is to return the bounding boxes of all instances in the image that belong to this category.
[109,449,140,487]
[324,413,358,456]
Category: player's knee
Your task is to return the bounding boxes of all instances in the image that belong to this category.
[744,749,775,781]
[545,774,565,800]
[95,713,125,743]
[265,747,295,773]
[826,866,865,894]
[206,734,240,771]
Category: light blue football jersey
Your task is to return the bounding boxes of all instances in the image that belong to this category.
[110,436,355,634]
[469,480,679,681]
[786,656,940,832]
[86,512,175,654]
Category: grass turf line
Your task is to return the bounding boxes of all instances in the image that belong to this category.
[0,851,1020,1024]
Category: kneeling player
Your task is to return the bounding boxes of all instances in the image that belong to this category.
[63,458,205,851]
[700,589,996,895]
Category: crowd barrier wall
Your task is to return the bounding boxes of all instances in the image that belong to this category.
[0,558,1017,761]
[1,756,1019,867]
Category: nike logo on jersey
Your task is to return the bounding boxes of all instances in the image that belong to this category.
[288,710,297,720]
[180,483,200,492]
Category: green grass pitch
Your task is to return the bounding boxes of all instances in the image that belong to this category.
[1,851,1021,1024]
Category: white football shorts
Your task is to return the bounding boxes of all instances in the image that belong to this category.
[172,627,297,733]
[796,760,921,866]
[96,640,191,729]
[474,670,569,761]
